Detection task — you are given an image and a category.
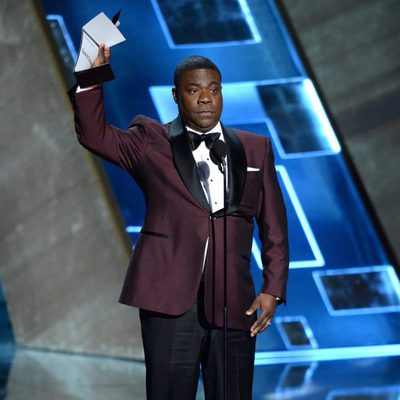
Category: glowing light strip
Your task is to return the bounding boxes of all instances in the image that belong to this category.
[267,0,306,77]
[263,117,287,160]
[126,226,142,233]
[149,0,175,49]
[303,79,341,154]
[226,77,305,86]
[149,78,307,124]
[237,0,262,43]
[327,385,400,400]
[254,344,400,365]
[46,15,77,60]
[149,78,341,158]
[265,116,339,160]
[277,166,325,268]
[313,265,400,316]
[252,165,325,269]
[149,78,306,125]
[261,79,341,159]
[150,0,261,48]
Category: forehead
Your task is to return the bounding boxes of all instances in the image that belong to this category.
[179,68,221,86]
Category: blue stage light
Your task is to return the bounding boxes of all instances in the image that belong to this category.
[149,78,341,158]
[252,165,325,270]
[46,15,77,60]
[254,343,400,365]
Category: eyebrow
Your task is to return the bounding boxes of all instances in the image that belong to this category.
[184,81,221,87]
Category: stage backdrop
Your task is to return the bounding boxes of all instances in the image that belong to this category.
[1,0,399,364]
[39,0,400,362]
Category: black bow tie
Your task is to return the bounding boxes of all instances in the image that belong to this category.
[187,130,221,151]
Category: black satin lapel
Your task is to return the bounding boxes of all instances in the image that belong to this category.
[168,117,211,211]
[216,125,247,216]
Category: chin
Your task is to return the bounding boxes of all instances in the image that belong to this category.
[198,120,217,129]
[199,125,215,133]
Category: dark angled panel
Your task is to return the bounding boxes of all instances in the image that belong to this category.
[276,316,317,349]
[153,0,258,46]
[276,363,317,392]
[314,266,400,314]
[257,80,340,155]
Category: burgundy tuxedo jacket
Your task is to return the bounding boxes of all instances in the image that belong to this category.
[72,86,289,331]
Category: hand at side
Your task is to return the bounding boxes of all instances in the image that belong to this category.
[246,293,277,337]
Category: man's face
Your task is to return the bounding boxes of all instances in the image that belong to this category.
[172,68,223,133]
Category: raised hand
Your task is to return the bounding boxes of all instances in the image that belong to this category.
[91,43,111,68]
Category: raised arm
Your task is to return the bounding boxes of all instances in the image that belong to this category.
[70,44,148,171]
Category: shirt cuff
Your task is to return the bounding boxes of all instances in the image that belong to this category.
[76,85,96,93]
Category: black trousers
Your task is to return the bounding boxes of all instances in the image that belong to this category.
[139,284,256,400]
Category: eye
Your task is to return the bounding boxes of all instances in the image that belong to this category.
[210,87,220,94]
[187,88,198,94]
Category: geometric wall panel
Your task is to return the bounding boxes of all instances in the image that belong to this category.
[275,316,318,349]
[252,165,325,269]
[151,0,261,47]
[313,265,400,315]
[275,362,318,394]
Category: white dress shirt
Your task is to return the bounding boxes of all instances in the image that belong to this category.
[186,123,228,272]
[186,123,227,214]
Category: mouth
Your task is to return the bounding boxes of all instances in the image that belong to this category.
[197,111,214,116]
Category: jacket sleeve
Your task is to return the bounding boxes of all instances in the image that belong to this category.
[71,86,148,171]
[256,137,289,303]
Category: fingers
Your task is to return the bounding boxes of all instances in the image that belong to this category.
[92,44,111,68]
[97,43,105,61]
[259,317,273,334]
[99,43,111,62]
[246,294,277,336]
[245,299,260,316]
[250,309,271,337]
[250,318,272,337]
[104,46,111,62]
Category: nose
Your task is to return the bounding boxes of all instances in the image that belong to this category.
[198,90,211,104]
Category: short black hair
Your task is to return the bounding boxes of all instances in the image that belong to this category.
[174,55,221,89]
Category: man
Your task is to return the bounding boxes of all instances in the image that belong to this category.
[70,44,289,400]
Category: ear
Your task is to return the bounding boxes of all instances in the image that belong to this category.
[172,87,178,104]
